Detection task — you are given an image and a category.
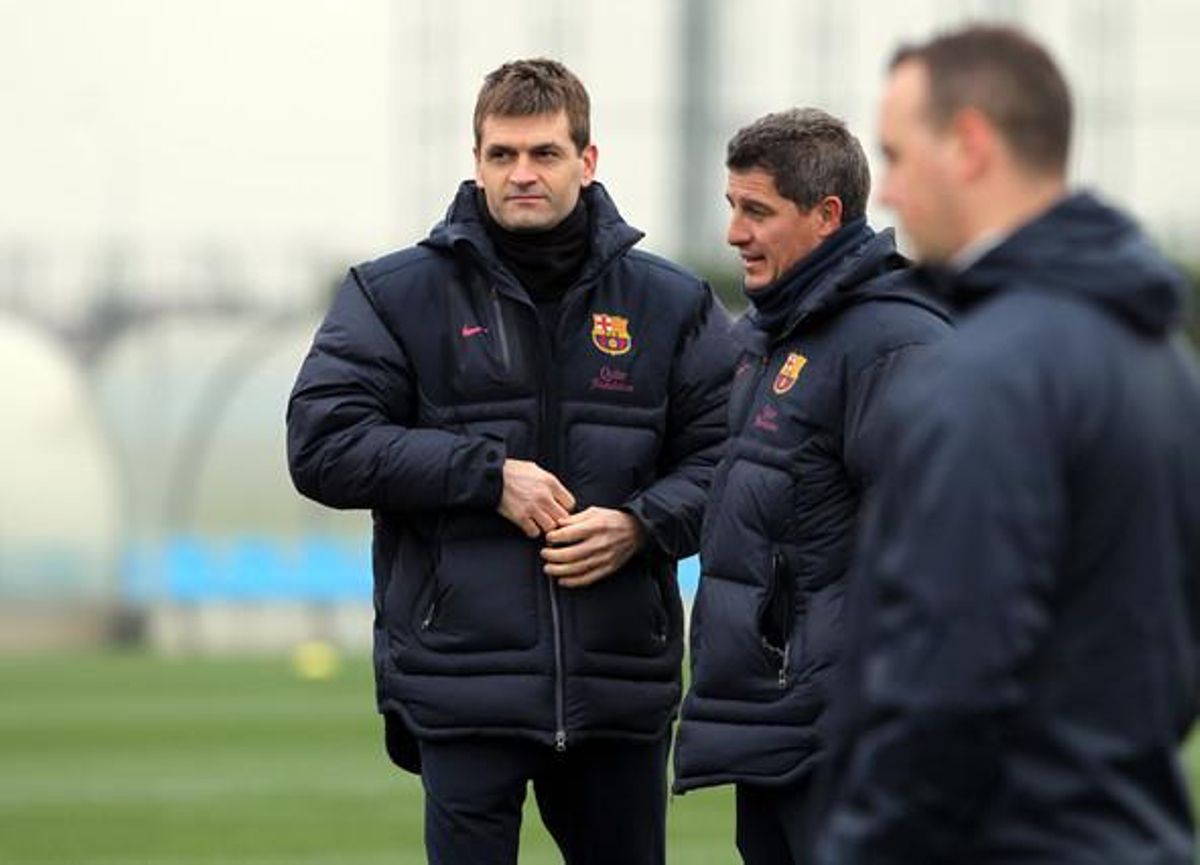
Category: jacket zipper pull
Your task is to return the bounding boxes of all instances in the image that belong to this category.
[420,599,437,630]
[555,729,567,752]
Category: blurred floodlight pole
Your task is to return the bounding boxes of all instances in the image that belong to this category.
[679,0,717,265]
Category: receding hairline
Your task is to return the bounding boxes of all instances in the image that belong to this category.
[885,54,941,126]
[885,27,1073,176]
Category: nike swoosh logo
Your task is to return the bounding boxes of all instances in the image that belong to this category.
[460,325,488,338]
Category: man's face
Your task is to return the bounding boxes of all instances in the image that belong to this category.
[475,110,597,232]
[725,168,832,291]
[878,60,964,262]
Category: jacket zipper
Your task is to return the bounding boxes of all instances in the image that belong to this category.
[496,268,602,752]
[488,264,569,751]
[419,517,448,631]
[528,285,567,752]
[550,583,567,752]
[540,276,602,752]
[490,287,512,370]
[542,350,568,748]
[761,635,791,688]
[767,550,791,688]
[541,342,568,751]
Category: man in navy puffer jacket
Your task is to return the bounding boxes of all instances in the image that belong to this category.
[673,108,950,863]
[815,25,1200,865]
[287,58,736,865]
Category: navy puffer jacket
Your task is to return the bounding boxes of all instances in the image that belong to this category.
[816,192,1200,864]
[287,182,737,758]
[674,227,950,791]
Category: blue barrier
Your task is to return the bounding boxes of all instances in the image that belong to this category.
[123,536,700,603]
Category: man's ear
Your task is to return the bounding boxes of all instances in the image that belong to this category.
[817,195,844,238]
[473,147,482,185]
[950,107,995,182]
[580,143,598,187]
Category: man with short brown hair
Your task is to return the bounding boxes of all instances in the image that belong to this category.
[288,57,736,864]
[672,106,949,864]
[815,25,1200,864]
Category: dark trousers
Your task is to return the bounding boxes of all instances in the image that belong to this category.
[735,773,817,865]
[418,734,669,865]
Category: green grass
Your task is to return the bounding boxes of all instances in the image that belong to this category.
[12,652,1196,864]
[0,652,733,864]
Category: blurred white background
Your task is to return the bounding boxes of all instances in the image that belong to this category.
[2,0,1196,649]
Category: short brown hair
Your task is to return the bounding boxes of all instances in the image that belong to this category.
[726,108,870,223]
[891,25,1072,176]
[473,58,591,153]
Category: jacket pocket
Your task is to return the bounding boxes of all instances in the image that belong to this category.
[570,557,670,657]
[416,514,540,652]
[445,274,528,399]
[689,548,800,701]
[382,517,439,649]
[758,549,798,688]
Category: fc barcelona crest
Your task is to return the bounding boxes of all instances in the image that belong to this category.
[591,313,632,356]
[772,352,807,394]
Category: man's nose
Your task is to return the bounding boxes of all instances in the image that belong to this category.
[510,155,537,185]
[878,170,898,210]
[727,214,750,247]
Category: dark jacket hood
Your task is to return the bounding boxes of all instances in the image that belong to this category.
[422,181,644,287]
[954,191,1187,336]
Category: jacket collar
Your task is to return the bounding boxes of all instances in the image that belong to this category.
[943,191,1186,336]
[423,181,644,297]
[743,226,908,344]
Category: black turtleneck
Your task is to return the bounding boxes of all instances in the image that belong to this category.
[745,217,873,337]
[479,190,591,304]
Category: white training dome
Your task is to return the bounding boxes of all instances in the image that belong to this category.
[0,313,120,601]
[93,313,362,540]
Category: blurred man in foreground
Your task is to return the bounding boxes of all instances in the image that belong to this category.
[816,24,1200,864]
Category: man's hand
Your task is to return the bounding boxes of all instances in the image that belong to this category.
[497,459,576,538]
[541,507,646,588]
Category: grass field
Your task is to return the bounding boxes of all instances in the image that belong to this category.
[0,652,733,865]
[5,652,1200,865]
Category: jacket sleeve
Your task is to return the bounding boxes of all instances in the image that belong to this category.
[286,270,505,512]
[843,337,947,490]
[622,286,738,559]
[815,356,1065,865]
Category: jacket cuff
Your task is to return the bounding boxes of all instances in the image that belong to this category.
[446,436,507,509]
[620,496,667,557]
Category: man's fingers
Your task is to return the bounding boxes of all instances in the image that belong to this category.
[554,507,597,527]
[542,537,601,565]
[545,518,595,547]
[497,459,575,536]
[544,556,604,575]
[550,477,576,512]
[545,551,609,579]
[531,505,566,536]
[546,499,572,525]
